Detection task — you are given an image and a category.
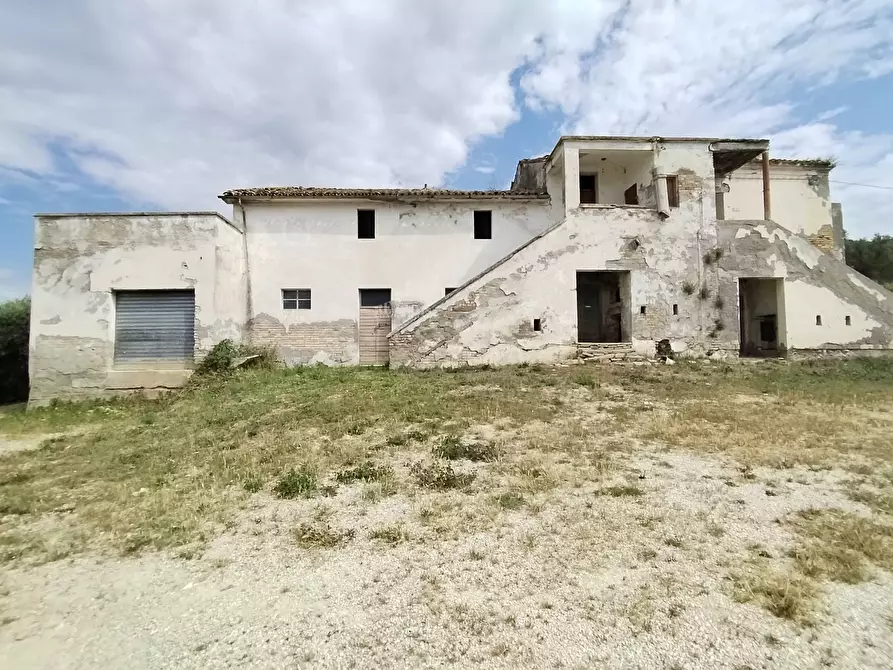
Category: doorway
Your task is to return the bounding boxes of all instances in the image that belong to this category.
[738,278,784,356]
[576,271,631,343]
[359,288,392,365]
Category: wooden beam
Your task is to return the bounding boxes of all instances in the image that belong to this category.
[761,151,771,220]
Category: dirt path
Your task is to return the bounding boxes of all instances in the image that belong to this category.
[1,451,891,669]
[0,435,58,457]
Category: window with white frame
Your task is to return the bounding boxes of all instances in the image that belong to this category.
[282,289,311,309]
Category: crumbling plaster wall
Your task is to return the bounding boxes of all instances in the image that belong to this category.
[717,220,893,351]
[390,141,728,367]
[723,163,841,258]
[240,199,552,364]
[29,213,246,404]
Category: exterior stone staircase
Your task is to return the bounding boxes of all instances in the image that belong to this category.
[576,342,648,362]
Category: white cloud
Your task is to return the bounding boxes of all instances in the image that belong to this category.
[0,0,545,210]
[0,0,890,237]
[522,0,893,237]
[473,166,496,175]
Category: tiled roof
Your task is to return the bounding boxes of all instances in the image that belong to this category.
[219,187,547,202]
[760,158,835,168]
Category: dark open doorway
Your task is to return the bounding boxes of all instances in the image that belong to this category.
[576,271,631,343]
[739,278,785,356]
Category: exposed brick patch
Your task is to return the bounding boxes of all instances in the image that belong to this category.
[248,313,358,364]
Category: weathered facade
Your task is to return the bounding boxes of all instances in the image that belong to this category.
[29,213,246,403]
[28,136,893,403]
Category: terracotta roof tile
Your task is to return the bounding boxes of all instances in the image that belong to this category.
[220,186,547,202]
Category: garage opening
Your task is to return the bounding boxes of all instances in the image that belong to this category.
[738,278,785,356]
[576,271,631,343]
[114,290,195,367]
[359,288,392,366]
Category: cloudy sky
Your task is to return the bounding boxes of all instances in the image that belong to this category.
[2,0,892,299]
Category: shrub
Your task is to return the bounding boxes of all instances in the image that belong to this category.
[597,484,644,497]
[495,491,526,510]
[273,466,318,498]
[432,435,500,462]
[0,297,30,404]
[294,522,354,548]
[195,339,277,376]
[410,460,476,489]
[573,372,598,388]
[334,461,393,484]
[369,524,410,545]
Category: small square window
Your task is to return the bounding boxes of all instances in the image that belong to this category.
[358,209,375,239]
[815,315,822,326]
[283,288,311,310]
[533,318,542,332]
[640,305,647,315]
[667,175,679,208]
[672,304,678,316]
[474,211,492,239]
[845,315,851,326]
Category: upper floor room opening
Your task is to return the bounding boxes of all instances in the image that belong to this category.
[514,136,769,219]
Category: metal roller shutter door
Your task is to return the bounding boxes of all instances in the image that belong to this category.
[114,290,196,364]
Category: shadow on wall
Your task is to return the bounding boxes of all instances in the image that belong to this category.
[0,297,30,404]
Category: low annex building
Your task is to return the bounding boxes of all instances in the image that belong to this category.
[28,136,893,402]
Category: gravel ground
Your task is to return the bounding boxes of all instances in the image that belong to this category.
[1,450,892,669]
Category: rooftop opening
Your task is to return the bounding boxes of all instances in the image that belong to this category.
[577,150,654,206]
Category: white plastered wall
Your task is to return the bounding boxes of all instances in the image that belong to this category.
[240,198,552,363]
[393,140,728,365]
[29,213,246,403]
[724,163,832,238]
[725,221,893,351]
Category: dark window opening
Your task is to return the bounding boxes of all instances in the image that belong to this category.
[358,209,375,239]
[640,305,647,315]
[473,210,492,239]
[283,288,311,310]
[359,288,391,307]
[672,304,678,316]
[445,287,458,296]
[624,184,639,205]
[845,315,851,326]
[576,271,630,343]
[739,278,783,357]
[816,315,822,326]
[580,174,597,204]
[533,318,542,332]
[666,175,679,208]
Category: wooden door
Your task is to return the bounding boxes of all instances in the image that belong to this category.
[358,288,392,366]
[358,306,392,365]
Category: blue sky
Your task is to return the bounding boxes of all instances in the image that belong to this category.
[2,0,892,300]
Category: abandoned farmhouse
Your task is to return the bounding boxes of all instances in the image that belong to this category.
[28,136,893,403]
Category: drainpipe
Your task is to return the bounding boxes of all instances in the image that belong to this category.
[237,198,253,341]
[761,151,771,220]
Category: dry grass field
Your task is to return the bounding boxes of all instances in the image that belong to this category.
[1,359,892,668]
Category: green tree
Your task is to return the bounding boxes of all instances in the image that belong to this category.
[0,297,30,404]
[846,235,893,291]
